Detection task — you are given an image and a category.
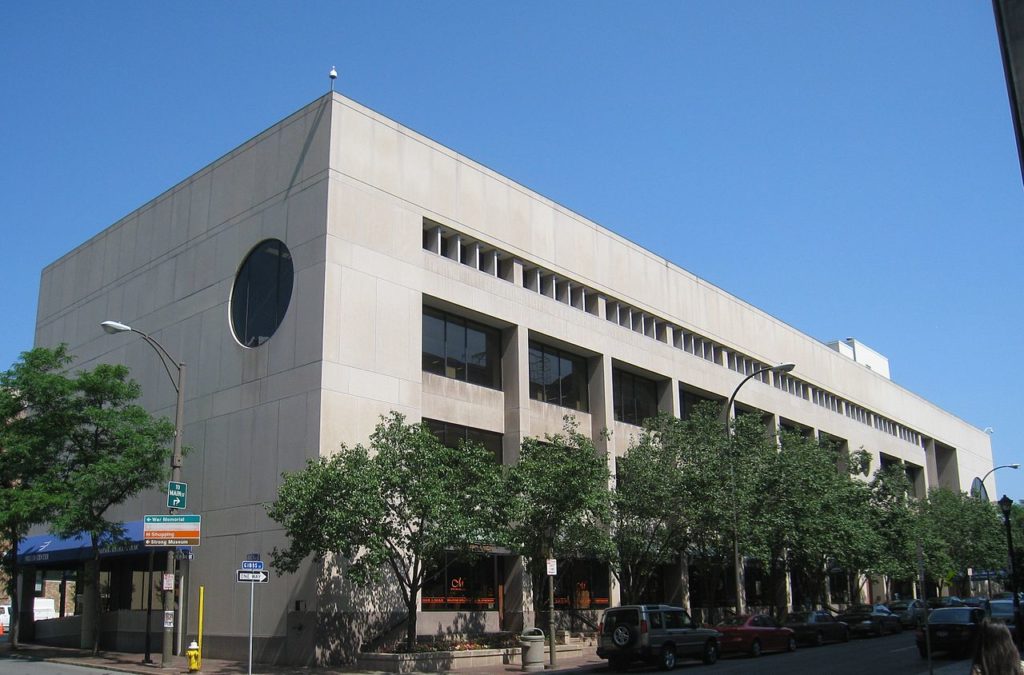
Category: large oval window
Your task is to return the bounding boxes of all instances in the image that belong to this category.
[230,239,294,348]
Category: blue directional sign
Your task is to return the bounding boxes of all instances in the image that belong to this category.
[167,481,187,510]
[241,560,264,571]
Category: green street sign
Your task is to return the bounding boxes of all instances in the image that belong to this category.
[167,481,188,510]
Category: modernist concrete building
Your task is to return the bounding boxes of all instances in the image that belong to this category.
[28,92,993,664]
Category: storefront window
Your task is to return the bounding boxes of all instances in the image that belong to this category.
[552,559,610,610]
[422,553,505,611]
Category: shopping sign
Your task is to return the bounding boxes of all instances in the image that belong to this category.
[144,514,201,546]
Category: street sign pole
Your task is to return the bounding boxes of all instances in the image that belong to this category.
[248,579,254,675]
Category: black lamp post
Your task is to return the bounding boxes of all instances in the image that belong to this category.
[721,362,795,615]
[998,494,1020,646]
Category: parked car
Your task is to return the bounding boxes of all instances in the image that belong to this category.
[887,598,927,628]
[597,604,722,670]
[0,605,8,630]
[836,604,903,637]
[987,599,1019,640]
[716,614,797,657]
[784,610,850,646]
[917,607,986,658]
[927,596,964,609]
[961,596,988,608]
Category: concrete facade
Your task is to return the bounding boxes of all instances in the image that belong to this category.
[34,93,993,664]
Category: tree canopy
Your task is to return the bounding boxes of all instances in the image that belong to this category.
[268,412,502,650]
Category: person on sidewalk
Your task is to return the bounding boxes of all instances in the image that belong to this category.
[970,619,1023,675]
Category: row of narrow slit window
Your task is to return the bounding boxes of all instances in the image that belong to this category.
[422,218,923,447]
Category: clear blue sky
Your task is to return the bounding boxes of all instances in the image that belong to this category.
[2,2,1022,495]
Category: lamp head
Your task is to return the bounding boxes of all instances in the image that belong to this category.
[100,320,132,335]
[771,362,796,374]
[1012,464,1021,470]
[999,494,1014,518]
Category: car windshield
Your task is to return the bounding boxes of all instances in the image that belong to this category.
[929,608,974,624]
[787,612,811,623]
[719,616,748,626]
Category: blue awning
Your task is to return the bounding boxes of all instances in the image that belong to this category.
[17,521,171,565]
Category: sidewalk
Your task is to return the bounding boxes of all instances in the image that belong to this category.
[0,641,606,675]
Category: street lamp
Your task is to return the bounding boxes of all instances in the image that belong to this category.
[722,362,796,615]
[998,494,1021,648]
[101,320,185,666]
[980,464,1021,497]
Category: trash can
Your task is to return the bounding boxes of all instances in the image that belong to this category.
[519,627,545,672]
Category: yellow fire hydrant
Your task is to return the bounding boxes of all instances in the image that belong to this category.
[186,640,201,672]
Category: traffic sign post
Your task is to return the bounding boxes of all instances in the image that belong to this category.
[167,481,188,510]
[144,515,201,546]
[236,569,269,583]
[237,554,266,675]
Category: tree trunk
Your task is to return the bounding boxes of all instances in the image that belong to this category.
[405,590,418,651]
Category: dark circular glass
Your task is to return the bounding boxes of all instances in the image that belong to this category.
[230,239,294,348]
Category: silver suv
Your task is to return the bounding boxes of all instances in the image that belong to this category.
[597,604,721,670]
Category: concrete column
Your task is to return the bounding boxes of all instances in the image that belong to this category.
[678,555,691,613]
[658,378,679,417]
[16,566,37,643]
[923,438,939,490]
[510,258,524,286]
[502,325,532,629]
[589,354,619,607]
[80,559,99,649]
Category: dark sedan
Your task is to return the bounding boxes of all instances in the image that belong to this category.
[836,604,903,637]
[784,610,850,646]
[917,607,986,658]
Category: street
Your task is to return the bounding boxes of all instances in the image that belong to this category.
[580,633,969,675]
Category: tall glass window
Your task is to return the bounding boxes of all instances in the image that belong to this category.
[528,342,589,412]
[613,368,658,425]
[422,307,501,389]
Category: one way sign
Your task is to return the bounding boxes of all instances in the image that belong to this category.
[236,569,269,583]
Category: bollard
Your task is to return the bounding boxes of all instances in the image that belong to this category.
[519,627,545,672]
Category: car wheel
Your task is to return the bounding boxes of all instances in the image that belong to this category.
[701,640,719,665]
[893,621,903,634]
[814,631,824,647]
[612,625,636,649]
[875,622,884,637]
[787,636,797,652]
[842,628,850,643]
[659,645,676,671]
[749,639,762,658]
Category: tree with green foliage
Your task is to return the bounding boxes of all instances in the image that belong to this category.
[0,346,76,648]
[504,417,613,613]
[267,413,502,650]
[747,432,877,615]
[916,488,1003,597]
[612,413,691,603]
[864,463,917,590]
[1,346,175,654]
[51,362,176,654]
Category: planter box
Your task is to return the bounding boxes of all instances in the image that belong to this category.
[356,643,585,673]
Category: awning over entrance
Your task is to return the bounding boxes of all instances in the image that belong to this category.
[17,521,172,565]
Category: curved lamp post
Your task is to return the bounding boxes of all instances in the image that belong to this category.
[981,464,1020,497]
[998,495,1021,648]
[722,362,795,615]
[101,320,185,666]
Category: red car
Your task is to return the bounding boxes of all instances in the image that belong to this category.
[716,614,798,657]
